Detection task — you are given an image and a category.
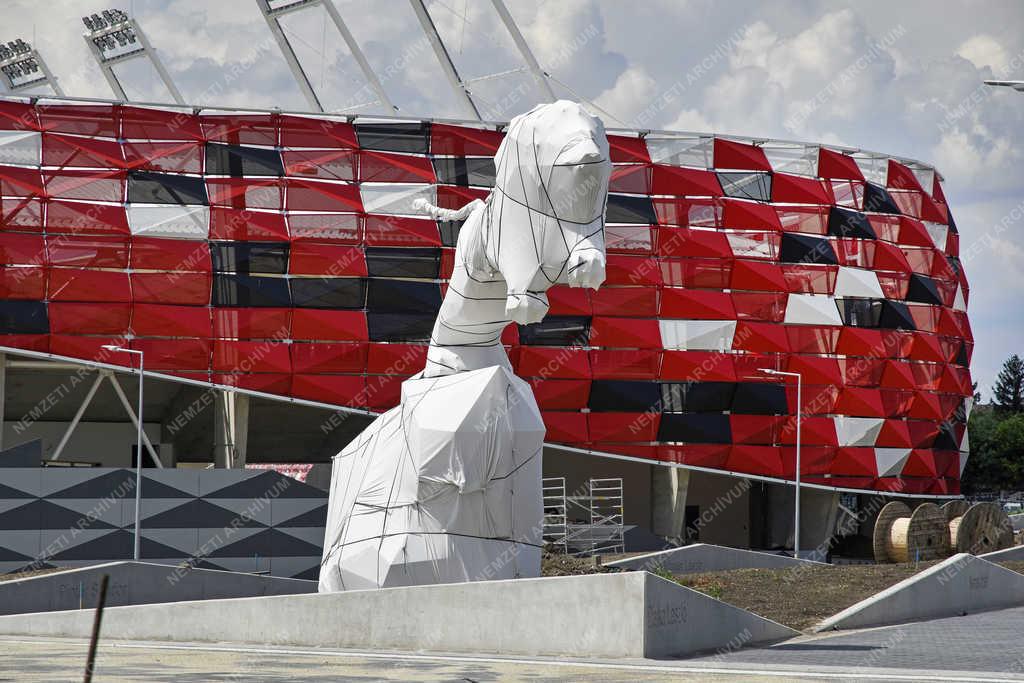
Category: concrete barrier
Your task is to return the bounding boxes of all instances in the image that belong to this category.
[814,554,1024,632]
[605,543,820,575]
[980,545,1024,562]
[0,562,316,616]
[0,571,797,659]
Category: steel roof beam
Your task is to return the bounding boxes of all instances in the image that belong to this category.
[408,0,481,121]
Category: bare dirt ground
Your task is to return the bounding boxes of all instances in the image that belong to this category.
[542,549,1024,632]
[0,566,68,582]
[541,550,612,576]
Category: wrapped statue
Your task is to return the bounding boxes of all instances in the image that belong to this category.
[319,101,612,591]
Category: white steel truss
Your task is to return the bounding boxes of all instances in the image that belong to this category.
[257,0,396,114]
[258,0,557,121]
[47,369,163,468]
[81,9,184,105]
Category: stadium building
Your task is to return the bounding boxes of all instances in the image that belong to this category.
[0,92,972,572]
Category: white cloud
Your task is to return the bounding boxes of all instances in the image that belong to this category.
[956,34,1011,72]
[0,0,1021,396]
[593,65,658,125]
[664,107,713,133]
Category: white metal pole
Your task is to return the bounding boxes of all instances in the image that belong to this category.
[0,353,5,452]
[795,374,801,559]
[133,350,144,561]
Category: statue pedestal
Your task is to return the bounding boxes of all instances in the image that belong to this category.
[320,365,544,592]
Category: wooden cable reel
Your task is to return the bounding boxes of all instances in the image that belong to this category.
[873,501,950,563]
[948,502,1013,554]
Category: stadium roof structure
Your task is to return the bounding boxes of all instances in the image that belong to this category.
[0,94,971,497]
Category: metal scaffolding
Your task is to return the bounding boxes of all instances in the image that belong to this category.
[542,476,569,553]
[543,477,625,556]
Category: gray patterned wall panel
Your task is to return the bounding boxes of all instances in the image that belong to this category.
[0,469,326,580]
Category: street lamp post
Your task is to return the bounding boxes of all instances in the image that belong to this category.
[983,80,1024,92]
[102,346,145,561]
[759,368,802,558]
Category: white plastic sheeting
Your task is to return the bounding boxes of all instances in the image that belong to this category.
[127,204,210,239]
[784,294,843,326]
[834,266,884,298]
[422,101,610,376]
[874,448,912,478]
[319,366,544,591]
[659,319,737,351]
[320,102,611,593]
[486,102,611,318]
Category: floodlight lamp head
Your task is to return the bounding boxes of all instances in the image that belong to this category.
[758,368,779,376]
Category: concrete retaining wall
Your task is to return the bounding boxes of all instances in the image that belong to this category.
[980,545,1024,562]
[814,554,1024,632]
[0,571,797,659]
[605,543,818,574]
[0,561,316,616]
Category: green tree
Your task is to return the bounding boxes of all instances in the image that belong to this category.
[993,413,1024,482]
[993,354,1024,411]
[964,410,1024,493]
[963,409,1006,492]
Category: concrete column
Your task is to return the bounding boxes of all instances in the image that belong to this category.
[799,489,841,558]
[214,391,250,469]
[0,353,5,452]
[651,466,690,541]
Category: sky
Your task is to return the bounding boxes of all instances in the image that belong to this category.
[3,0,1023,398]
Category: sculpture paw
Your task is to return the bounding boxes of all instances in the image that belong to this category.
[567,249,606,290]
[505,292,549,325]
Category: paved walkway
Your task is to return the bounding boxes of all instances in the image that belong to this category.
[2,607,1023,682]
[696,605,1024,675]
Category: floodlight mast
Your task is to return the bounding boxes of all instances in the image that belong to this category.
[256,0,397,114]
[81,9,184,105]
[0,38,64,96]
